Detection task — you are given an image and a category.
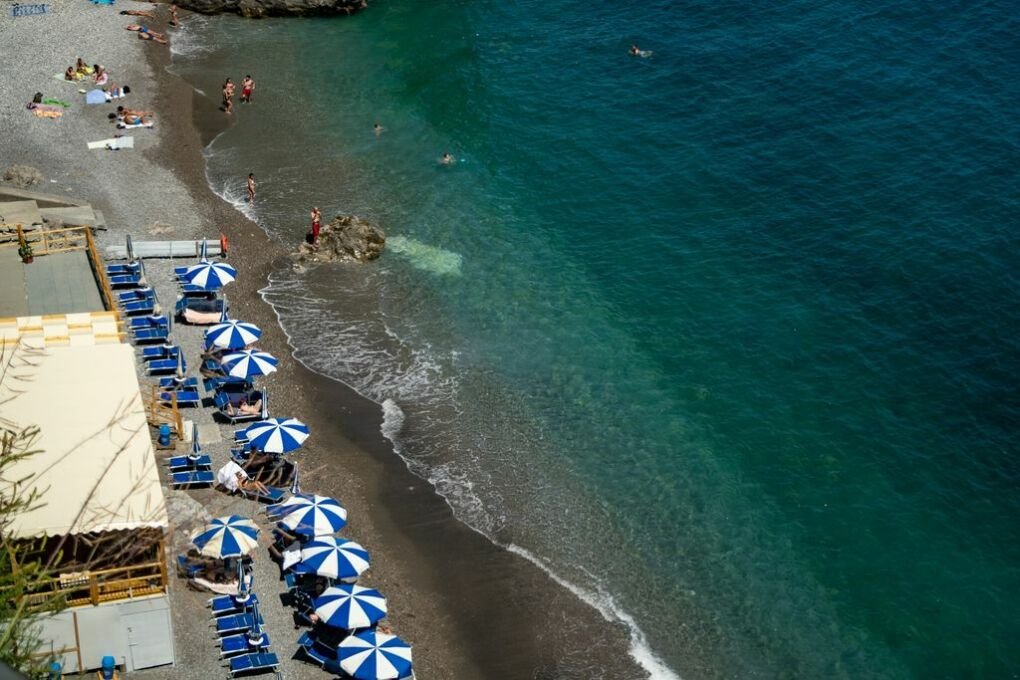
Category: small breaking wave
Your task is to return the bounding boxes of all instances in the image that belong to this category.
[507,543,682,680]
[386,236,463,276]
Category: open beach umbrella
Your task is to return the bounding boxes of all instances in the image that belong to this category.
[206,319,262,350]
[314,585,387,630]
[338,630,413,680]
[278,494,347,538]
[299,536,369,581]
[244,417,309,454]
[190,515,259,558]
[183,260,237,290]
[221,349,278,379]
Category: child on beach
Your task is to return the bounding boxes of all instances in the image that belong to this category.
[247,173,256,203]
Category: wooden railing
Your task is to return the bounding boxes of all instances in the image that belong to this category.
[18,558,167,610]
[145,384,184,441]
[84,227,117,312]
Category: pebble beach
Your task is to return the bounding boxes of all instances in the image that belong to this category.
[0,2,645,679]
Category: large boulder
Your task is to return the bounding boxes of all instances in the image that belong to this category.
[176,0,366,17]
[294,214,385,264]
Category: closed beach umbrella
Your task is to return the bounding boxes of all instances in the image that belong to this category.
[299,537,369,581]
[183,260,237,290]
[278,494,347,538]
[338,630,413,680]
[314,585,387,630]
[174,346,185,382]
[244,417,309,454]
[221,349,278,379]
[206,319,262,350]
[191,515,259,558]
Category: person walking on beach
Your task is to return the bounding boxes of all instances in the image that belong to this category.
[240,75,255,104]
[310,207,322,245]
[247,174,256,203]
[169,4,179,27]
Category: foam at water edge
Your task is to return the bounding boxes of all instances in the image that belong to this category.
[506,543,682,680]
[381,398,406,448]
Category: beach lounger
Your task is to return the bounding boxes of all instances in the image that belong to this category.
[148,357,184,376]
[128,313,167,329]
[228,652,278,677]
[109,262,142,278]
[238,484,286,505]
[159,376,199,390]
[220,632,271,658]
[167,454,212,472]
[109,272,144,288]
[121,298,157,315]
[215,613,264,636]
[134,327,170,344]
[172,470,214,488]
[209,592,259,617]
[117,288,154,305]
[177,554,206,578]
[160,389,200,407]
[297,632,343,674]
[141,345,180,362]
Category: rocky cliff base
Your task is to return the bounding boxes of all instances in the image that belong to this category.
[293,214,386,264]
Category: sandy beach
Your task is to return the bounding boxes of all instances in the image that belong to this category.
[1,3,646,678]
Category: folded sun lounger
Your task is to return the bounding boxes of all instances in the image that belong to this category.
[220,631,271,658]
[171,470,214,488]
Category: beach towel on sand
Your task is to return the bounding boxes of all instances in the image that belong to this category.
[85,89,106,105]
[117,120,154,129]
[32,109,61,119]
[87,136,134,150]
[42,98,70,107]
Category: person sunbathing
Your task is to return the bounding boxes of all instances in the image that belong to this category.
[120,8,156,19]
[235,471,270,496]
[227,398,263,417]
[64,66,78,81]
[75,58,93,76]
[93,65,109,87]
[125,25,168,44]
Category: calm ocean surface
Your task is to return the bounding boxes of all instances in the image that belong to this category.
[172,1,1020,676]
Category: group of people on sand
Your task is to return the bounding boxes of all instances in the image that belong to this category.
[64,57,103,82]
[120,4,178,46]
[222,75,255,114]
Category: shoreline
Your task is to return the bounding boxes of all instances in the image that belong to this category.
[1,3,650,678]
[145,11,649,680]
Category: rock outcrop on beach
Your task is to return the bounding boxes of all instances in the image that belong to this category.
[174,0,366,18]
[3,165,43,188]
[293,214,386,264]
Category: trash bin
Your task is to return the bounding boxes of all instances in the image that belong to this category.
[48,661,61,680]
[158,423,171,447]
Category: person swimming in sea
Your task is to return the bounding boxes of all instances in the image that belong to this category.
[373,122,384,136]
[440,152,455,165]
[629,44,652,58]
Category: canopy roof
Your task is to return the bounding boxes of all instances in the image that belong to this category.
[1,342,168,538]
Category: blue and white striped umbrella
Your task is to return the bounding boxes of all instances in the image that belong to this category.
[314,585,387,630]
[244,417,309,454]
[190,515,259,558]
[221,349,278,379]
[183,260,237,290]
[206,319,262,350]
[299,536,369,581]
[279,494,347,538]
[338,631,413,680]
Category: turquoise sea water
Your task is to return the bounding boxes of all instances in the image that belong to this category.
[172,1,1020,676]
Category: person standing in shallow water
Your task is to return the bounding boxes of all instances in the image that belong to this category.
[310,207,322,245]
[223,78,235,114]
[240,75,254,104]
[247,174,256,203]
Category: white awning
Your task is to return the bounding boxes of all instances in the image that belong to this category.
[1,342,168,538]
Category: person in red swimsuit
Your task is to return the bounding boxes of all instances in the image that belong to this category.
[240,75,254,104]
[310,207,322,245]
